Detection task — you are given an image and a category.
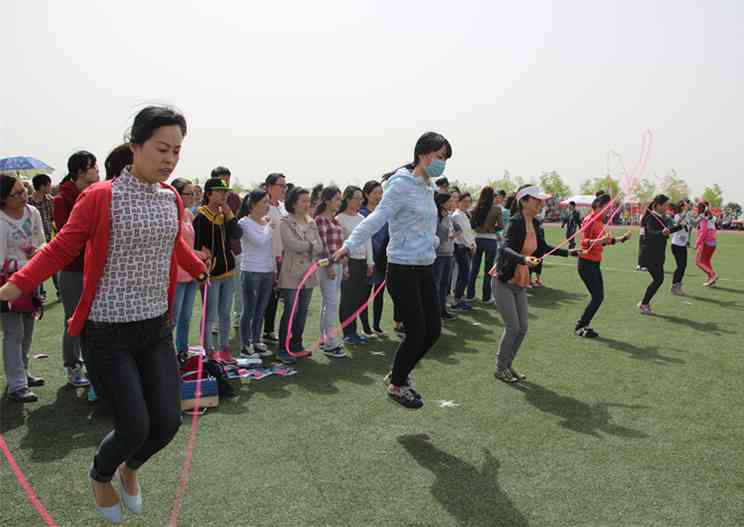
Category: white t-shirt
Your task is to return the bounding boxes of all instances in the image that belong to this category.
[452,209,475,247]
[336,212,374,264]
[267,201,287,258]
[238,217,275,273]
[671,213,690,247]
[0,206,46,268]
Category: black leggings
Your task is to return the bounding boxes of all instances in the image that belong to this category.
[361,282,385,331]
[341,259,372,336]
[82,314,181,483]
[642,261,665,305]
[671,244,687,285]
[577,259,604,329]
[387,263,441,386]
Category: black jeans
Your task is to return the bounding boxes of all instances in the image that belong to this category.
[82,314,181,483]
[341,259,372,337]
[361,282,385,331]
[566,227,577,249]
[642,261,665,305]
[453,244,471,300]
[263,258,282,335]
[577,259,604,329]
[387,263,441,386]
[671,244,687,284]
[467,238,499,301]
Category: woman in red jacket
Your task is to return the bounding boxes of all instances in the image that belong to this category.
[0,106,207,524]
[575,193,631,338]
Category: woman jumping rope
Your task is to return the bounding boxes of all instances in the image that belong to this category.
[333,132,452,410]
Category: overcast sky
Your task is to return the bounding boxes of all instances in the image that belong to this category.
[2,1,742,203]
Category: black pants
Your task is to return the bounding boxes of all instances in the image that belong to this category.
[642,261,665,305]
[577,259,604,329]
[341,259,372,337]
[453,244,471,300]
[671,244,687,285]
[263,259,283,335]
[566,227,577,249]
[361,282,385,331]
[387,263,441,386]
[637,236,646,267]
[82,314,181,483]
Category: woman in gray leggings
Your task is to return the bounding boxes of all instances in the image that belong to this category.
[491,185,578,383]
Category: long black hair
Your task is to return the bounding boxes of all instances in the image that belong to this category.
[61,150,97,183]
[239,189,268,219]
[435,191,452,220]
[362,180,382,208]
[471,186,495,228]
[314,185,341,217]
[105,143,133,180]
[0,173,19,208]
[338,185,362,214]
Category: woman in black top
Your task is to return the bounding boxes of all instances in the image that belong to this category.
[637,194,684,315]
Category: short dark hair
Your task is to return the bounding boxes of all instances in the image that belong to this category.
[129,106,187,145]
[569,201,576,207]
[105,143,133,180]
[32,173,52,191]
[211,166,231,179]
[0,173,19,207]
[285,186,309,214]
[265,172,285,186]
[497,190,506,198]
[435,176,449,188]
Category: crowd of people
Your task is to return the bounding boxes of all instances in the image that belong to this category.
[0,106,725,523]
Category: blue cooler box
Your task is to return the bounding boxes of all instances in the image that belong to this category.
[181,377,219,411]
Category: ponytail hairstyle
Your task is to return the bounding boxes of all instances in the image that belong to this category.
[310,184,324,208]
[592,193,612,210]
[62,150,97,183]
[0,173,19,208]
[239,189,268,219]
[105,143,133,180]
[642,194,670,223]
[362,180,382,208]
[338,185,362,214]
[697,201,712,218]
[435,191,452,220]
[314,185,341,217]
[510,184,533,216]
[471,186,495,228]
[504,193,516,215]
[170,177,191,197]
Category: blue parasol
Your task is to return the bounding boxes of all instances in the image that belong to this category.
[0,156,54,173]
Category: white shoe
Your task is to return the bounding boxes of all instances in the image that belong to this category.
[67,366,90,387]
[253,342,272,357]
[239,349,263,366]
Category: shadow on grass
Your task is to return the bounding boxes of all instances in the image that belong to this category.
[510,382,649,439]
[711,286,744,294]
[683,294,743,311]
[524,286,584,308]
[595,337,685,365]
[654,314,733,336]
[398,433,529,527]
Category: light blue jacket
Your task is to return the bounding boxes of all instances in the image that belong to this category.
[343,167,438,266]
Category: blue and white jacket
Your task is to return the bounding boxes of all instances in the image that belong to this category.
[343,167,438,266]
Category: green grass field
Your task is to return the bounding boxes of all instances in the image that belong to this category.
[2,225,743,527]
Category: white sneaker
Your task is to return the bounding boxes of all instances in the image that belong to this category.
[253,342,272,357]
[66,366,90,387]
[239,349,263,366]
[484,298,497,305]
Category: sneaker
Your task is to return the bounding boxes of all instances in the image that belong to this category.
[7,387,38,403]
[638,303,654,316]
[373,327,387,336]
[26,373,45,387]
[323,346,347,359]
[239,348,263,366]
[67,366,90,387]
[484,298,497,305]
[394,326,406,339]
[343,335,367,346]
[382,372,422,401]
[704,275,718,287]
[387,384,423,409]
[362,328,376,338]
[671,283,684,296]
[494,369,517,383]
[276,350,297,365]
[509,367,527,381]
[263,332,279,343]
[575,326,599,338]
[253,342,272,357]
[441,311,456,320]
[212,349,237,364]
[453,301,473,311]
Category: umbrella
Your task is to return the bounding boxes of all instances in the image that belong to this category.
[560,195,595,207]
[0,156,54,173]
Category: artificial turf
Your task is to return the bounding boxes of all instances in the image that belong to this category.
[1,225,743,526]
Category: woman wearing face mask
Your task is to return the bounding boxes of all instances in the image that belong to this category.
[336,185,375,344]
[0,174,46,404]
[695,202,718,287]
[637,194,684,315]
[193,177,242,360]
[0,107,207,523]
[315,185,347,358]
[333,132,451,410]
[359,180,389,336]
[574,193,631,338]
[491,185,579,383]
[277,187,324,364]
[237,190,276,364]
[170,178,210,355]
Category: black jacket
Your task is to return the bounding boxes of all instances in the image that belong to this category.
[639,212,682,267]
[496,212,570,283]
[193,206,242,279]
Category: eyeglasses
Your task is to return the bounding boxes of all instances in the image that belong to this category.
[182,192,195,197]
[9,190,27,199]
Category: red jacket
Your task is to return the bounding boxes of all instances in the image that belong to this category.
[11,180,207,336]
[53,180,84,272]
[579,215,616,262]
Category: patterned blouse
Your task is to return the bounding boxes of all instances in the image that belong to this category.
[89,167,178,323]
[28,194,54,242]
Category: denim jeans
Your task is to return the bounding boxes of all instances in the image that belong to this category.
[279,288,314,354]
[82,314,181,483]
[467,237,499,301]
[1,312,34,394]
[453,244,472,301]
[59,270,84,368]
[173,280,198,352]
[232,272,243,323]
[240,271,274,348]
[432,255,454,314]
[201,275,235,351]
[318,263,343,349]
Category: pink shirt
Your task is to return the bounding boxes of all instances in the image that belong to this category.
[696,217,718,248]
[177,208,206,282]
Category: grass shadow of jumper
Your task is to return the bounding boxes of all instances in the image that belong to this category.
[398,433,529,527]
[653,314,734,336]
[510,382,649,439]
[595,337,686,365]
